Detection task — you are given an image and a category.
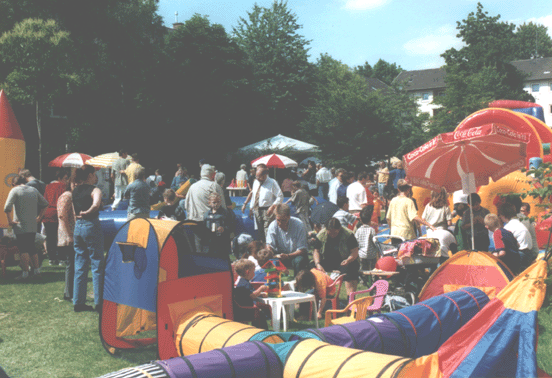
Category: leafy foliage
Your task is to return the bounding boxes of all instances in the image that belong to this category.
[233,0,312,137]
[355,59,404,85]
[513,22,552,60]
[299,54,394,170]
[432,2,533,130]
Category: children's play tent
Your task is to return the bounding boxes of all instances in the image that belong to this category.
[418,251,513,302]
[99,218,234,359]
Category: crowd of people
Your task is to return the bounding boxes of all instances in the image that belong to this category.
[2,155,539,322]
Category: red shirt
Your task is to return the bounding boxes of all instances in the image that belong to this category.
[42,182,66,223]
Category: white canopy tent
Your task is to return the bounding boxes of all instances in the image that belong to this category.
[238,134,320,153]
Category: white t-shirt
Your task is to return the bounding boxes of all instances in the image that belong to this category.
[504,218,532,250]
[422,204,452,229]
[346,181,367,211]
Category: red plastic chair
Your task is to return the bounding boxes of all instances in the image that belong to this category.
[310,274,346,321]
[348,279,389,316]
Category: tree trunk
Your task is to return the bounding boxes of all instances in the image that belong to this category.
[36,100,42,180]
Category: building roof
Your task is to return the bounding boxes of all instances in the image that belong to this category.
[395,57,552,92]
[511,57,552,81]
[394,68,446,91]
[364,77,393,93]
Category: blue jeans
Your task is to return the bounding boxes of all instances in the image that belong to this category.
[378,182,386,197]
[73,218,104,306]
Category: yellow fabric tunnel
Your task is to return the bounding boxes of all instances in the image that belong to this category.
[283,339,412,378]
[174,311,284,356]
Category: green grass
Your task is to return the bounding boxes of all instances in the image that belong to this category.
[1,265,551,377]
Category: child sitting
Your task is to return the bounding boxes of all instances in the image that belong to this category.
[484,213,521,274]
[204,192,235,256]
[233,259,269,328]
[355,206,379,272]
[333,196,357,228]
[295,268,336,320]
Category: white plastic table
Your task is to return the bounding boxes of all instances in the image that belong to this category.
[259,291,318,332]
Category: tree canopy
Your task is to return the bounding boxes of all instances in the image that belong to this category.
[512,22,552,60]
[355,59,403,85]
[233,0,312,137]
[432,2,532,130]
[300,54,394,170]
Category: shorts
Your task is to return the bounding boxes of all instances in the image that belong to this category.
[16,233,37,256]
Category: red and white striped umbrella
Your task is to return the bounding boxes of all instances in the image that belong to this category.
[48,152,92,168]
[403,123,530,193]
[251,154,298,169]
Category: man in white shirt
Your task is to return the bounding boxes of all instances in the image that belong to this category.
[346,172,369,213]
[498,202,533,269]
[328,168,346,205]
[241,164,284,242]
[316,162,332,200]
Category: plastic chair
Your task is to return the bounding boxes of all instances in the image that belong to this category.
[310,274,346,321]
[348,279,389,316]
[324,296,373,327]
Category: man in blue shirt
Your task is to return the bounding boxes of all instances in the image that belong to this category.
[266,204,308,274]
[124,167,150,220]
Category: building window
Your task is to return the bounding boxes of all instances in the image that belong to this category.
[532,83,540,92]
[422,93,430,101]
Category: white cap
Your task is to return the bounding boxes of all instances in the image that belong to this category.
[453,190,468,205]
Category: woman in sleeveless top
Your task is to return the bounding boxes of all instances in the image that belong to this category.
[72,165,104,313]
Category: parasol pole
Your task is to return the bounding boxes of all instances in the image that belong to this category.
[462,145,476,250]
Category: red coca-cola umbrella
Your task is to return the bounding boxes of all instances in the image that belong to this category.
[403,123,530,250]
[403,124,529,193]
[48,152,93,168]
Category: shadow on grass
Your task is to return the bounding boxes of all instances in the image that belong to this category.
[106,343,158,365]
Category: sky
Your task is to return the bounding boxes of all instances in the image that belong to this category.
[156,0,552,71]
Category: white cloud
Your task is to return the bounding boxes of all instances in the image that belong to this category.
[403,25,462,56]
[342,0,390,11]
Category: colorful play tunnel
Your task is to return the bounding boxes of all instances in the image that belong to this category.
[294,286,488,358]
[100,287,490,378]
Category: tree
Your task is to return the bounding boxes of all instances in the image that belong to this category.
[161,14,256,164]
[0,18,80,178]
[355,59,403,85]
[300,54,393,170]
[233,0,312,137]
[432,3,532,130]
[512,22,552,60]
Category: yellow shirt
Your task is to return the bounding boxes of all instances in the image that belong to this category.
[377,167,389,184]
[125,162,143,184]
[387,195,418,240]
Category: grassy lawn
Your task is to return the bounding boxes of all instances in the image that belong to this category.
[1,264,551,377]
